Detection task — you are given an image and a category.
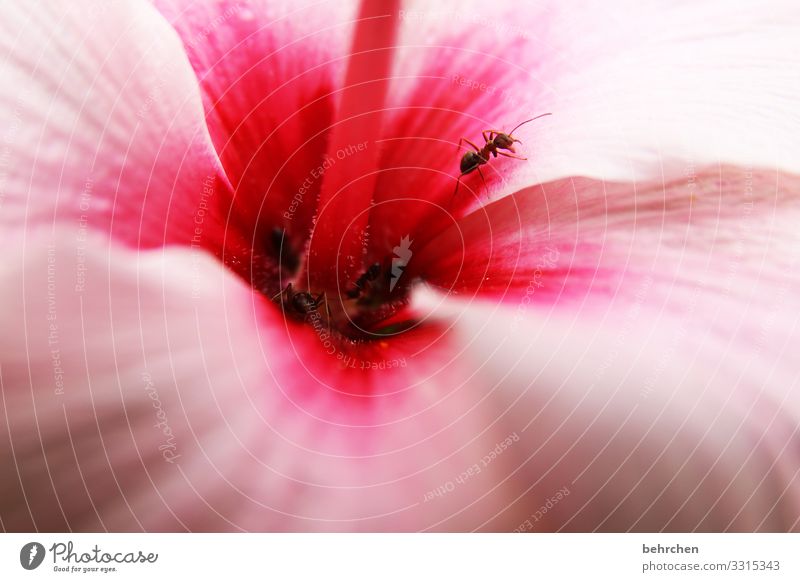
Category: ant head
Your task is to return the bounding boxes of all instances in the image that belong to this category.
[291,291,316,313]
[460,151,484,173]
[493,133,515,149]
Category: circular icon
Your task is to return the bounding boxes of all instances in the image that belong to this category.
[19,542,46,570]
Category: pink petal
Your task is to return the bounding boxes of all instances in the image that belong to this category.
[407,165,800,530]
[0,1,232,250]
[154,0,360,263]
[414,167,800,313]
[6,189,798,531]
[1,233,554,531]
[418,282,800,531]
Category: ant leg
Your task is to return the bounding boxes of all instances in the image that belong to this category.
[482,130,504,143]
[456,137,483,153]
[320,293,332,334]
[476,166,488,191]
[497,150,527,161]
[450,173,464,205]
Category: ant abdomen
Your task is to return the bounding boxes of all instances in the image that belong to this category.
[460,151,485,174]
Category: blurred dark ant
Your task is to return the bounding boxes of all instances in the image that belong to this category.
[346,262,382,299]
[272,283,331,328]
[451,113,551,203]
[268,227,300,273]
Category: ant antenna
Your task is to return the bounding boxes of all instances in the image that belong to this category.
[271,284,289,302]
[509,112,552,136]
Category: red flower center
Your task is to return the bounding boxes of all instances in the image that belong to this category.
[213,0,418,344]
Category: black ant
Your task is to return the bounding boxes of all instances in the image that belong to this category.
[451,113,551,203]
[272,283,331,326]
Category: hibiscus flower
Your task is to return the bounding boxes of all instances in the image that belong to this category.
[1,0,799,532]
